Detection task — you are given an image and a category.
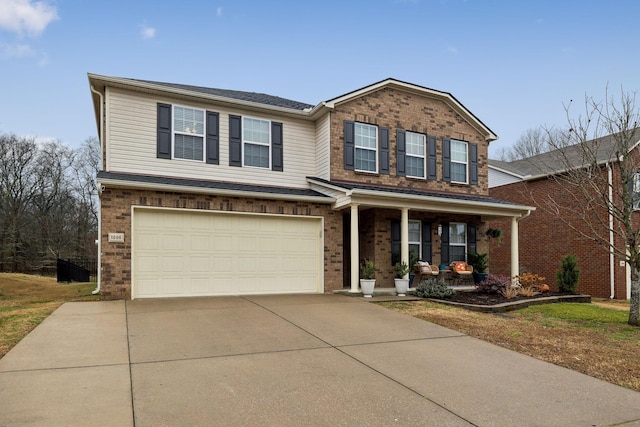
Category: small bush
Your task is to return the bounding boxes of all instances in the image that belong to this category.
[518,272,546,290]
[415,278,455,298]
[501,284,520,299]
[476,274,512,294]
[556,255,580,293]
[518,286,539,297]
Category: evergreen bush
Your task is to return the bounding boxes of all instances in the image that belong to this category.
[556,255,580,293]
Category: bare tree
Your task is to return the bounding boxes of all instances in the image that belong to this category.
[531,88,640,325]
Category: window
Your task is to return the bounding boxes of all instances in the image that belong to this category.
[450,140,468,183]
[406,132,426,178]
[449,222,467,261]
[173,106,204,161]
[409,220,421,257]
[354,123,377,172]
[242,117,271,168]
[633,173,640,210]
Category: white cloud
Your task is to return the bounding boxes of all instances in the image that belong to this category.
[216,7,223,17]
[0,0,58,37]
[140,24,156,39]
[0,42,34,58]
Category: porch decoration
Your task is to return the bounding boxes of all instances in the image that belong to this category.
[360,259,376,298]
[393,261,411,296]
[467,252,489,285]
[485,228,502,244]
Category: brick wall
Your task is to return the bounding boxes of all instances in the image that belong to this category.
[489,172,628,299]
[329,87,490,196]
[100,187,342,299]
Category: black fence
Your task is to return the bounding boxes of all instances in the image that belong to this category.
[57,258,91,283]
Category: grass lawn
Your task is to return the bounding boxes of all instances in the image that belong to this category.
[378,299,640,392]
[0,273,99,359]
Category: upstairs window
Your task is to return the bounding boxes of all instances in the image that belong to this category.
[354,123,378,172]
[243,117,271,168]
[173,106,205,161]
[450,140,468,183]
[633,173,640,210]
[406,132,426,179]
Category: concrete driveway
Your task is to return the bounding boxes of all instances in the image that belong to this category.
[1,294,640,426]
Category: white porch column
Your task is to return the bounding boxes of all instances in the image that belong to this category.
[400,208,409,278]
[511,216,519,283]
[350,204,360,293]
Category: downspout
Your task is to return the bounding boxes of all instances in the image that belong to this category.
[90,85,104,295]
[607,163,615,299]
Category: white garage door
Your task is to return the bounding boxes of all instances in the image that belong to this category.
[132,208,323,299]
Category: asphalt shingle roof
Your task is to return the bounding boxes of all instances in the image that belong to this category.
[132,79,315,111]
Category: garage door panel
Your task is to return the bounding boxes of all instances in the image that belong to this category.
[133,209,322,298]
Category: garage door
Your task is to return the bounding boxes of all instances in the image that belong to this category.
[132,208,323,299]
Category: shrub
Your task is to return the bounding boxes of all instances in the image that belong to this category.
[361,259,375,280]
[501,284,520,299]
[415,278,455,298]
[556,255,580,293]
[476,274,511,294]
[518,272,546,290]
[467,252,489,274]
[518,286,539,297]
[394,261,410,278]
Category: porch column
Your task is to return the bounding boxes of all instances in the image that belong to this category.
[511,216,519,283]
[401,208,409,278]
[350,204,360,293]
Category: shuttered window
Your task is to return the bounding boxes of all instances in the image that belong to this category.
[174,106,205,161]
[354,123,378,172]
[450,140,468,184]
[449,222,467,262]
[243,117,271,168]
[406,132,426,179]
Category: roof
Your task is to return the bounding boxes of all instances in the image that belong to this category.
[131,79,314,111]
[97,172,333,203]
[489,130,640,180]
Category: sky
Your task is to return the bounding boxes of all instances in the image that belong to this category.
[1,0,639,158]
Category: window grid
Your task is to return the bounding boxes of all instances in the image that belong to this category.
[243,117,271,168]
[450,140,468,183]
[406,132,426,178]
[354,123,377,172]
[449,222,467,262]
[409,220,421,259]
[173,106,205,161]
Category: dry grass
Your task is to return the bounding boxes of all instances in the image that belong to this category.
[379,300,640,392]
[0,273,98,358]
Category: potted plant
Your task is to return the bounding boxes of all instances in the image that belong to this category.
[360,259,376,297]
[393,261,410,296]
[467,252,489,285]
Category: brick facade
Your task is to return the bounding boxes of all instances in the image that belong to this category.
[330,87,489,195]
[100,187,343,300]
[489,173,628,299]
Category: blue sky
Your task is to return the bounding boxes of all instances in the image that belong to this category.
[1,0,639,157]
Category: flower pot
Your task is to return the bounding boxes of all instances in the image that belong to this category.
[473,272,488,285]
[394,278,409,296]
[360,279,376,298]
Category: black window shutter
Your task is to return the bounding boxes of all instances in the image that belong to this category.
[442,138,451,182]
[470,143,478,185]
[422,222,432,263]
[157,103,172,159]
[379,126,390,174]
[229,115,242,167]
[391,219,400,265]
[468,223,477,256]
[396,130,406,176]
[440,223,450,264]
[205,111,219,165]
[272,122,283,171]
[344,121,355,170]
[427,135,437,180]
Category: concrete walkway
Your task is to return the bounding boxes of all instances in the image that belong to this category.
[1,294,640,426]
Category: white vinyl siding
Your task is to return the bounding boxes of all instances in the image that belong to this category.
[105,87,317,189]
[488,167,523,188]
[315,113,330,179]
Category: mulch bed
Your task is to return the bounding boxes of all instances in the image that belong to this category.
[440,291,574,305]
[422,291,590,313]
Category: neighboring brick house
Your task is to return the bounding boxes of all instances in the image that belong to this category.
[488,134,635,299]
[88,74,533,299]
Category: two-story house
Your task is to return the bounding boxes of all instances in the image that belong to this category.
[88,74,533,299]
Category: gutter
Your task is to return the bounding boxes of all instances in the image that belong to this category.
[607,163,615,299]
[89,85,104,296]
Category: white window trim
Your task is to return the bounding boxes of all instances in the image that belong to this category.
[242,116,272,169]
[172,104,205,162]
[450,139,468,184]
[633,173,640,210]
[449,222,467,261]
[406,131,426,179]
[354,122,378,173]
[409,220,421,257]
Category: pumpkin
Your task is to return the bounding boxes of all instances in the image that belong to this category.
[541,284,550,293]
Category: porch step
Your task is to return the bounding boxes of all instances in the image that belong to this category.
[333,285,477,299]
